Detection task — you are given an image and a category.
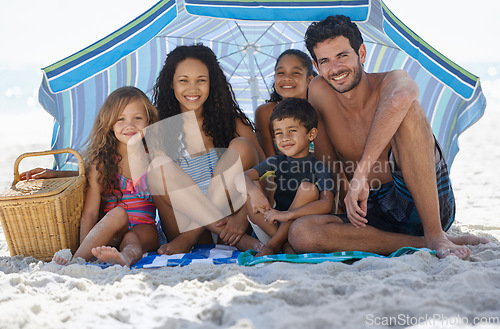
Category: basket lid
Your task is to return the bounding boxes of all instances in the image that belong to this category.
[0,177,78,200]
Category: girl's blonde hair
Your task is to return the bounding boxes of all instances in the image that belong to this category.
[84,86,159,198]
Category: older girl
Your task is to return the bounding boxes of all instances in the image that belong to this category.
[254,49,315,157]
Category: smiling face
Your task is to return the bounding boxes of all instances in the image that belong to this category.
[272,117,317,158]
[313,36,365,94]
[173,58,210,113]
[113,98,148,147]
[274,54,313,99]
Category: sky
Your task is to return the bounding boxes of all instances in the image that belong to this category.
[0,0,498,117]
[0,0,498,71]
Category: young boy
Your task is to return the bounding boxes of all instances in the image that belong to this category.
[236,97,335,256]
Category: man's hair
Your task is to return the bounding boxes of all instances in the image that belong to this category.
[305,15,364,63]
[270,97,318,133]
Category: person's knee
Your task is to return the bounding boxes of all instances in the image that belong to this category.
[395,105,434,144]
[105,207,129,229]
[288,216,315,253]
[228,137,251,151]
[296,182,319,201]
[228,137,259,168]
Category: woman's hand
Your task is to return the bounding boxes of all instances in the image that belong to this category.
[216,210,248,246]
[249,190,272,215]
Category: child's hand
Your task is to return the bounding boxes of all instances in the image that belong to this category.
[20,168,58,180]
[264,209,292,224]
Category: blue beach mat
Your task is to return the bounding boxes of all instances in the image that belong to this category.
[133,244,241,269]
[129,244,435,269]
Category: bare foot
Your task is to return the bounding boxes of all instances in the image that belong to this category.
[281,242,297,255]
[52,249,73,265]
[236,235,264,253]
[426,235,471,259]
[91,246,130,267]
[158,237,193,255]
[256,244,278,257]
[53,255,70,265]
[446,233,490,245]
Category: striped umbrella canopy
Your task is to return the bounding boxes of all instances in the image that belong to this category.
[39,0,486,169]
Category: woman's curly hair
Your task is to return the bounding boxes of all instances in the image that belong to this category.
[83,86,159,202]
[152,44,253,149]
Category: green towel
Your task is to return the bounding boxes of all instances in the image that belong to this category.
[237,247,435,266]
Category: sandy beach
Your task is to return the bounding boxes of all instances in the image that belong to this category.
[1,85,499,329]
[1,0,499,327]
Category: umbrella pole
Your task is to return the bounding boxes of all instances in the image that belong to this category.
[247,46,260,112]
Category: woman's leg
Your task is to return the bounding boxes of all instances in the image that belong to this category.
[155,197,212,254]
[149,156,222,254]
[150,138,263,253]
[203,138,264,250]
[206,137,261,212]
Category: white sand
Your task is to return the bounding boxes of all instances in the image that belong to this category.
[1,97,500,329]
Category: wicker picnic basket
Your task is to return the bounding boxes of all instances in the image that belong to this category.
[0,148,85,261]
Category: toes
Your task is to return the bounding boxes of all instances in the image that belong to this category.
[479,237,490,244]
[157,244,168,255]
[436,246,471,259]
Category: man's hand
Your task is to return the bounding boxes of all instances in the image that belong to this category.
[344,172,369,227]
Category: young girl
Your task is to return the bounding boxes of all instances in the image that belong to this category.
[53,86,160,267]
[149,44,266,255]
[254,49,315,157]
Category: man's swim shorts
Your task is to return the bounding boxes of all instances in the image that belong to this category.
[338,140,455,236]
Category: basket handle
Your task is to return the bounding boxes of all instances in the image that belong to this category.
[13,148,85,183]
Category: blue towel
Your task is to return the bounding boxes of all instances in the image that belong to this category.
[127,244,434,268]
[132,244,240,268]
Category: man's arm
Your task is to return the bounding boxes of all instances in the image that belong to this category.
[345,70,420,225]
[359,70,419,174]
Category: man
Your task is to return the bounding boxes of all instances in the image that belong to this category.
[288,15,487,259]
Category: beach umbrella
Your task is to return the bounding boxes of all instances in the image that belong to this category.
[39,0,486,169]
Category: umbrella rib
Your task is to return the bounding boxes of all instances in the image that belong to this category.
[254,23,276,45]
[159,35,241,47]
[233,21,251,45]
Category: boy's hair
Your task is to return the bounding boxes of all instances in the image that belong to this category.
[305,15,364,63]
[268,49,316,103]
[270,97,318,133]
